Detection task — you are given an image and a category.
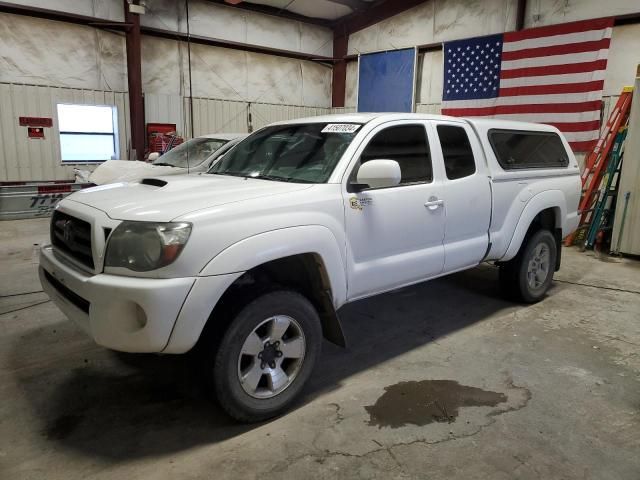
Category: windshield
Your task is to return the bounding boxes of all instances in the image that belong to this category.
[208,123,360,183]
[152,137,228,168]
[206,137,244,171]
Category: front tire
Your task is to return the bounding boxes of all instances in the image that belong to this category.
[210,290,322,422]
[500,229,557,303]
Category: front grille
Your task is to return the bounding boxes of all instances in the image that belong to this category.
[44,270,90,313]
[50,211,94,269]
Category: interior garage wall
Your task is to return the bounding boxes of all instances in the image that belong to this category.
[2,0,123,22]
[344,0,640,111]
[0,84,130,181]
[142,35,333,132]
[142,0,332,57]
[0,13,127,91]
[141,0,334,131]
[0,1,335,181]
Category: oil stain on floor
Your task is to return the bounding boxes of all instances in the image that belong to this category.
[365,380,507,428]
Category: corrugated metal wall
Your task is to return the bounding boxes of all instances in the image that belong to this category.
[250,103,331,130]
[329,107,357,114]
[415,103,442,114]
[0,83,130,181]
[144,93,184,131]
[186,97,250,136]
[2,85,339,181]
[153,95,338,136]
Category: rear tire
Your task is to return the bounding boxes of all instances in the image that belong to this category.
[209,290,322,422]
[500,229,557,303]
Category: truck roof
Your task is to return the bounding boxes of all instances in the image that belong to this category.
[271,113,560,134]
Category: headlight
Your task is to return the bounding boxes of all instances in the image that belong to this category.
[105,221,191,272]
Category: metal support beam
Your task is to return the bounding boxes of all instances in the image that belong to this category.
[516,0,527,30]
[332,27,348,107]
[141,26,334,63]
[124,1,145,160]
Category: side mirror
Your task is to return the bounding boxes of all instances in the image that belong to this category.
[356,159,401,189]
[148,152,160,161]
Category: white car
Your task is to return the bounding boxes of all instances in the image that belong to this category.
[89,133,247,185]
[39,113,580,422]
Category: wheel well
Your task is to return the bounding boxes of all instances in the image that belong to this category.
[526,207,563,271]
[197,254,346,351]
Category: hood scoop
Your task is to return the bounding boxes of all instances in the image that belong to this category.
[140,178,167,188]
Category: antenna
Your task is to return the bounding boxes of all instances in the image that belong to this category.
[185,0,195,174]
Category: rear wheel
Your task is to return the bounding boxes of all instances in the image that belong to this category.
[500,229,557,303]
[209,290,322,422]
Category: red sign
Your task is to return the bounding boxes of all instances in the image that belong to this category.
[28,127,45,139]
[38,184,71,194]
[20,117,53,127]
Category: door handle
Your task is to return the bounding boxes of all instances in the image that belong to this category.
[424,197,444,210]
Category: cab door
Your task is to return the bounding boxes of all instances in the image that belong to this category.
[431,121,492,272]
[343,121,446,300]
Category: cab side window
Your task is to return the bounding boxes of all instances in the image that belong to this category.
[437,125,476,180]
[359,125,432,185]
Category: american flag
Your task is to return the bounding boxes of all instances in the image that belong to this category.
[441,18,614,152]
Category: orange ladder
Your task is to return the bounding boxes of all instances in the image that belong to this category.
[565,87,633,246]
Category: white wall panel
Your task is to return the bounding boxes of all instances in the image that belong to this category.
[1,0,123,21]
[525,0,640,27]
[141,36,185,97]
[143,0,186,32]
[345,61,358,108]
[612,75,640,254]
[185,98,250,137]
[603,25,640,96]
[415,103,442,114]
[0,83,129,181]
[145,94,185,135]
[329,107,357,114]
[141,37,332,108]
[348,0,517,55]
[179,97,334,138]
[417,51,443,105]
[0,13,126,91]
[250,103,331,130]
[142,0,333,57]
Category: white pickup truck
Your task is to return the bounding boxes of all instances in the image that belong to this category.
[39,113,580,421]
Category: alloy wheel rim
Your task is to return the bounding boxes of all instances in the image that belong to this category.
[526,243,550,289]
[237,315,306,399]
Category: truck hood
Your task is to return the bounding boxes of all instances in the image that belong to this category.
[67,174,314,221]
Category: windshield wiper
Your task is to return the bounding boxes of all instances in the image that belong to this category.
[250,174,315,183]
[250,174,287,182]
[152,162,175,167]
[209,172,313,183]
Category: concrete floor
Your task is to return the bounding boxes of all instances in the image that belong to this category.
[1,218,639,480]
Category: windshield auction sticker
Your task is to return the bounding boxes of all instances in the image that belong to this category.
[321,124,361,134]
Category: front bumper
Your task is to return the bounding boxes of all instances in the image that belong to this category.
[39,244,195,353]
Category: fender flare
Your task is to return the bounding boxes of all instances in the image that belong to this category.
[501,190,565,262]
[200,225,348,308]
[164,226,348,353]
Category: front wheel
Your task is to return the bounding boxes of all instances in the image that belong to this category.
[210,290,322,422]
[499,229,557,303]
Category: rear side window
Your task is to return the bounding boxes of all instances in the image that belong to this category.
[437,125,476,180]
[489,129,569,170]
[360,125,432,185]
